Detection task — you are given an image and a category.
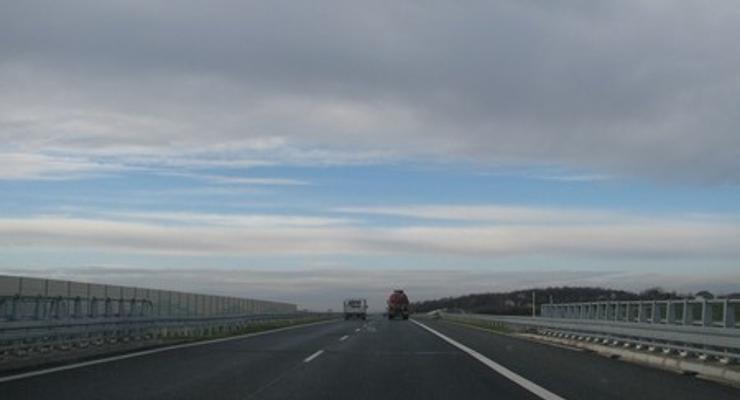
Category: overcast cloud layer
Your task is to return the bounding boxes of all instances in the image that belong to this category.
[3,1,740,181]
[3,2,740,308]
[3,206,740,259]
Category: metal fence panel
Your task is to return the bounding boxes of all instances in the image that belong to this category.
[68,281,88,298]
[88,283,106,299]
[0,276,21,296]
[19,277,47,296]
[46,280,68,297]
[122,286,135,299]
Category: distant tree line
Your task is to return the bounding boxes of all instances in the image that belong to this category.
[411,286,734,315]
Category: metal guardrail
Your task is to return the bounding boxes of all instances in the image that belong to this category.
[0,313,332,360]
[541,299,739,328]
[438,312,740,363]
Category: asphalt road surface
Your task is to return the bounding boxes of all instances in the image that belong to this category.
[1,316,738,400]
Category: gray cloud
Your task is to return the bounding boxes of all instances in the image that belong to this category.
[2,211,740,259]
[3,1,740,181]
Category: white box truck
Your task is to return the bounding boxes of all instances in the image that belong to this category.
[343,298,367,320]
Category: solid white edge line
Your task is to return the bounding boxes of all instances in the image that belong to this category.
[411,319,567,400]
[0,318,339,384]
[303,349,324,363]
[339,335,349,341]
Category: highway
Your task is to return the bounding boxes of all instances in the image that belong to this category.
[1,316,738,400]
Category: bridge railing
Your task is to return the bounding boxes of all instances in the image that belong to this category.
[540,299,739,328]
[437,310,740,364]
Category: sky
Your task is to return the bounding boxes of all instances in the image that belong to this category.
[2,1,740,310]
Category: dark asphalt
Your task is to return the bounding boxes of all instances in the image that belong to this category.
[0,317,738,400]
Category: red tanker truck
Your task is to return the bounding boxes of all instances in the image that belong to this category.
[387,289,410,320]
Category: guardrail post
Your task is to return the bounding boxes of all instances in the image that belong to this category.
[651,301,660,323]
[701,300,713,327]
[49,297,59,319]
[723,300,736,328]
[638,302,648,323]
[73,297,83,318]
[666,301,676,324]
[105,298,113,318]
[681,300,690,325]
[33,295,45,320]
[90,297,98,318]
[10,295,20,321]
[118,297,125,318]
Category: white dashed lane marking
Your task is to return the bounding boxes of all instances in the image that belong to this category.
[303,350,324,363]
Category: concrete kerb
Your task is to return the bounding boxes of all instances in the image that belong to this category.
[518,332,740,388]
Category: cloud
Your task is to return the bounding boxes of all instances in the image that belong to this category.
[533,174,613,183]
[335,205,627,225]
[86,210,353,228]
[0,153,128,180]
[1,209,740,259]
[0,216,363,256]
[155,171,310,186]
[3,1,740,181]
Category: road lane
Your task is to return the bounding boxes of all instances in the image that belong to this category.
[250,316,541,400]
[0,319,338,384]
[420,318,740,400]
[412,319,565,400]
[0,318,354,400]
[1,315,738,400]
